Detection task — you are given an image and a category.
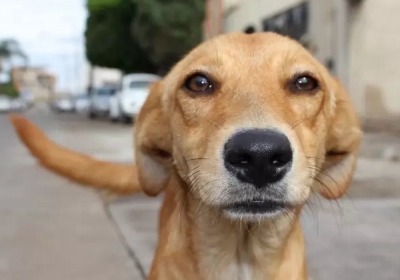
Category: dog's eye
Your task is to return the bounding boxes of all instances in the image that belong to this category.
[289,75,319,93]
[184,74,214,93]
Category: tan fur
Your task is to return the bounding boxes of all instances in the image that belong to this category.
[9,114,140,194]
[10,32,362,280]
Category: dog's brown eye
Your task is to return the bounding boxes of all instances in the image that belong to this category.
[289,75,319,93]
[184,74,214,93]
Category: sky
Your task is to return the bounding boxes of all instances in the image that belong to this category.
[0,0,87,92]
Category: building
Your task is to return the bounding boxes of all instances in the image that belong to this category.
[204,0,400,130]
[11,67,57,101]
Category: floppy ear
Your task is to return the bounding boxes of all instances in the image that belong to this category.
[134,81,173,196]
[315,79,363,199]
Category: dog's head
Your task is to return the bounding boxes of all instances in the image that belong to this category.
[135,32,362,221]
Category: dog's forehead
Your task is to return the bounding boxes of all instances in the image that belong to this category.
[202,32,301,54]
[168,33,319,82]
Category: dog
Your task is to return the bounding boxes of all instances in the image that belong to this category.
[10,32,362,280]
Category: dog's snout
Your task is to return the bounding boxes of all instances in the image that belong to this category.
[224,129,292,188]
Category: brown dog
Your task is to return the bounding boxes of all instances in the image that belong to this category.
[10,32,362,280]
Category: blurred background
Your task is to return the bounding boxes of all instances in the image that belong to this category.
[1,0,400,280]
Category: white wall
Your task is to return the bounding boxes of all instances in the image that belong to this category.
[348,0,400,118]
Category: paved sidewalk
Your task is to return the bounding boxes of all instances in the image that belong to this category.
[108,195,162,275]
[0,112,143,280]
[359,131,400,161]
[0,170,143,280]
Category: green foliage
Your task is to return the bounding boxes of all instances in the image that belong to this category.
[0,39,20,59]
[0,82,18,98]
[0,38,28,71]
[85,0,156,74]
[132,0,205,72]
[85,0,205,74]
[0,39,27,97]
[87,0,122,10]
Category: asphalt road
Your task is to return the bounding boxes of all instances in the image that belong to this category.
[1,105,400,280]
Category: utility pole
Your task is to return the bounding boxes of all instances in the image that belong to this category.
[74,35,83,94]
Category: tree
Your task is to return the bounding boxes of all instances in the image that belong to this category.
[85,0,205,74]
[0,39,28,72]
[132,0,205,73]
[87,0,121,10]
[0,81,18,97]
[0,39,27,98]
[85,0,157,74]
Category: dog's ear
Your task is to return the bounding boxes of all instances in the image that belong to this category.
[315,79,363,199]
[134,81,172,196]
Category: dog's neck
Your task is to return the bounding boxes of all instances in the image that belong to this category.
[188,197,307,280]
[151,178,308,280]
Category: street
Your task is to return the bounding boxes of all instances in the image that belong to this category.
[1,106,400,280]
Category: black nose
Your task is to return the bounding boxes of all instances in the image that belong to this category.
[224,129,293,188]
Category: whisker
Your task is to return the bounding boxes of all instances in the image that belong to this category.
[186,157,211,162]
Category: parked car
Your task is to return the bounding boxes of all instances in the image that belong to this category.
[88,86,117,119]
[10,97,28,112]
[73,94,90,114]
[50,96,75,112]
[0,95,12,112]
[109,73,161,123]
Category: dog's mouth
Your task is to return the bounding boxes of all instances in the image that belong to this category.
[223,199,285,215]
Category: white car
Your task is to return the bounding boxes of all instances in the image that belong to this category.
[0,96,11,112]
[51,97,75,112]
[73,94,90,114]
[109,73,161,123]
[10,97,28,111]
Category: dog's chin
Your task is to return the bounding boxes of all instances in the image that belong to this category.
[221,200,288,222]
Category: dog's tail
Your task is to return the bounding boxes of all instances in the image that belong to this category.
[9,114,141,194]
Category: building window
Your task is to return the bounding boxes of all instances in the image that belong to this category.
[244,26,256,34]
[262,2,309,45]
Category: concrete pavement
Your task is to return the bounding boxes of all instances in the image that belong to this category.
[359,132,400,161]
[304,158,400,280]
[1,105,400,280]
[0,107,142,280]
